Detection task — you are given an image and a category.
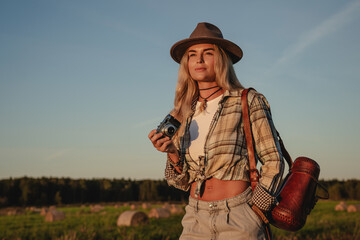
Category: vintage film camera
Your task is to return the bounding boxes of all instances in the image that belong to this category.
[156,114,181,139]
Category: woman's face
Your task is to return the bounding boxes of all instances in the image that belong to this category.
[187,43,216,82]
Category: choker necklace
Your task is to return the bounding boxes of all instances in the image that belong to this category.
[199,85,220,91]
[198,87,222,111]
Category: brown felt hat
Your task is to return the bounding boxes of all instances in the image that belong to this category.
[170,22,243,64]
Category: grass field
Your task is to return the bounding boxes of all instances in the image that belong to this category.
[0,200,359,240]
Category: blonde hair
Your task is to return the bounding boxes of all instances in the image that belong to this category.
[171,45,243,124]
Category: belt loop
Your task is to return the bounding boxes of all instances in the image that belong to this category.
[225,200,230,224]
[195,199,199,213]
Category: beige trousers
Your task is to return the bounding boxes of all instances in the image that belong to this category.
[180,187,266,240]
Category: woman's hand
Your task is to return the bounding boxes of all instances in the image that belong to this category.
[148,129,177,154]
[148,129,182,173]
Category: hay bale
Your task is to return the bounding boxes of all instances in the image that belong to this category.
[148,208,171,218]
[28,207,41,213]
[142,203,151,209]
[335,201,347,211]
[169,204,185,215]
[347,204,360,212]
[7,208,25,216]
[40,208,48,216]
[162,202,171,210]
[44,210,65,222]
[90,204,104,213]
[117,210,149,226]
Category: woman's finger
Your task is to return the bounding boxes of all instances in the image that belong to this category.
[158,138,172,152]
[153,136,169,148]
[150,132,164,144]
[148,129,157,140]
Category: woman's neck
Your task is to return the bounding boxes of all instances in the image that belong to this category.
[197,82,224,102]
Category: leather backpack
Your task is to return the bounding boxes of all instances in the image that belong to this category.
[241,88,329,232]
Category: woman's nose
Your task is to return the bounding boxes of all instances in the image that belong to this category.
[196,54,204,63]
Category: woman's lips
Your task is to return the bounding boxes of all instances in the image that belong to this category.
[195,67,206,71]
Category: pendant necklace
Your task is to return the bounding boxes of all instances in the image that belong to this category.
[198,86,222,110]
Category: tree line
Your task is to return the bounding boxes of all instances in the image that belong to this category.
[0,177,358,207]
[0,177,188,207]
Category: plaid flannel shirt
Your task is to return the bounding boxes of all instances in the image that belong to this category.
[165,88,284,211]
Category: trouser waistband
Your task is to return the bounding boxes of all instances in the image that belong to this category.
[188,186,252,211]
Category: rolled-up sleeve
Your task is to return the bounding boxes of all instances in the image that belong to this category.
[248,91,285,211]
[164,138,191,192]
[164,155,190,191]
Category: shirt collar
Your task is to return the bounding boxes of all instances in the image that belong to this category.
[220,88,244,103]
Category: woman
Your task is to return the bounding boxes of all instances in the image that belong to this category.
[148,22,284,240]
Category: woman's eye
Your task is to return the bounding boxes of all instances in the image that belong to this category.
[206,52,213,55]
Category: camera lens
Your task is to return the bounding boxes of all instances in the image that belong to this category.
[156,115,180,139]
[167,127,175,135]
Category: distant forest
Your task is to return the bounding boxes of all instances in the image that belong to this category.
[0,177,359,207]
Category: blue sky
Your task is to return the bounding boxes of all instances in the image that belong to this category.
[1,0,359,180]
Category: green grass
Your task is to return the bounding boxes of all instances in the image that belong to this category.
[0,204,183,240]
[0,201,359,240]
[271,200,360,240]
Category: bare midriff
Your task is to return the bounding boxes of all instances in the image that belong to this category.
[190,178,250,201]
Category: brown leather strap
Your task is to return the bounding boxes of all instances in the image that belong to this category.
[242,88,273,240]
[251,204,269,224]
[264,223,272,240]
[241,88,259,191]
[241,88,294,191]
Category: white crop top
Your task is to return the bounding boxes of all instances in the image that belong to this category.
[189,94,223,161]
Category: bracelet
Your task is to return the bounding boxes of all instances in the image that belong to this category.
[167,151,182,167]
[170,159,183,167]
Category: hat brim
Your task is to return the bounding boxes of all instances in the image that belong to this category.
[170,37,243,64]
